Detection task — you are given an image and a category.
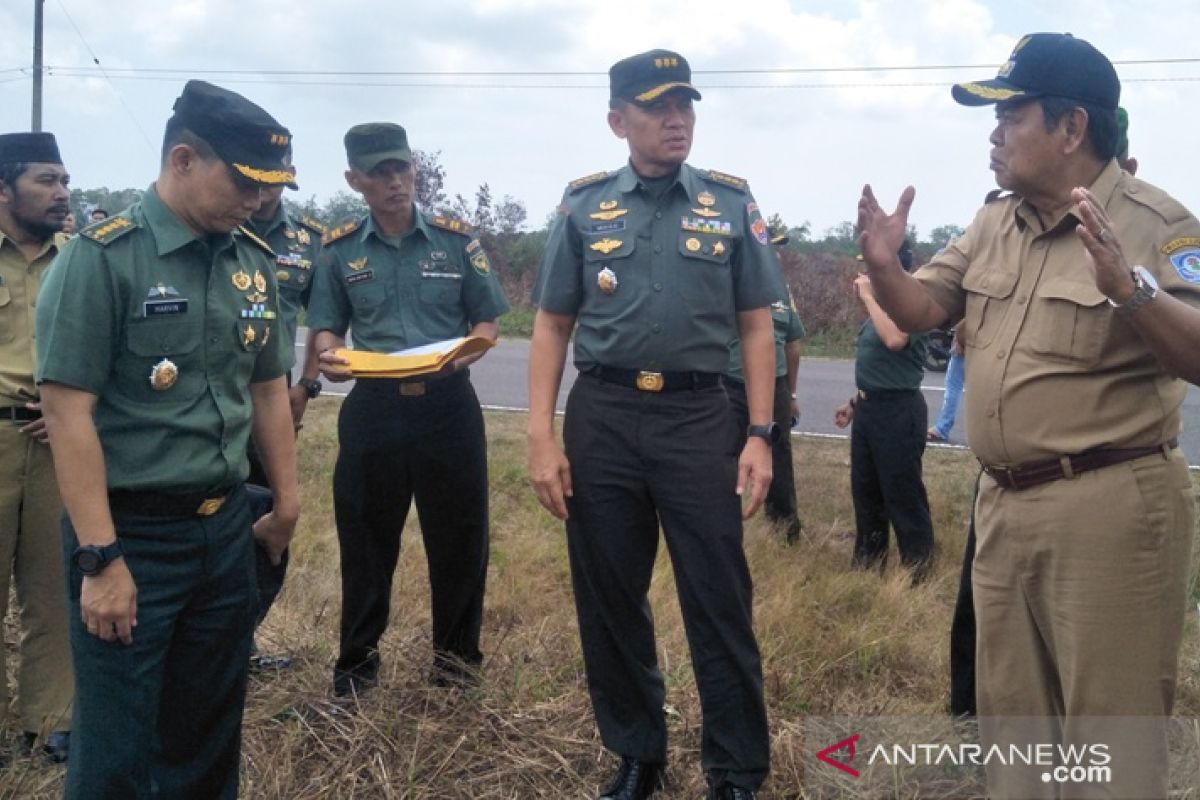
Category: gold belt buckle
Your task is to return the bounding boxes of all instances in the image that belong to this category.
[399,382,426,397]
[636,371,664,392]
[196,496,227,516]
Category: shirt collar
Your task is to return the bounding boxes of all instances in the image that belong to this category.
[360,206,427,246]
[142,184,234,257]
[613,161,693,200]
[1013,160,1122,236]
[0,227,60,263]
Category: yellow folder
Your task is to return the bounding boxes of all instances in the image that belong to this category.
[332,336,495,379]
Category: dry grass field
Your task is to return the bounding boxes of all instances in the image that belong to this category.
[4,400,1198,798]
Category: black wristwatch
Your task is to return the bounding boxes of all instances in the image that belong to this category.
[297,377,322,399]
[747,421,781,444]
[72,541,124,577]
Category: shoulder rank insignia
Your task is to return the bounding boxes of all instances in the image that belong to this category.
[299,215,327,235]
[237,225,275,256]
[322,218,362,246]
[430,215,473,236]
[81,216,138,245]
[567,171,610,193]
[704,170,748,192]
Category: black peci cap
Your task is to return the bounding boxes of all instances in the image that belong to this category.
[168,80,296,188]
[0,132,62,165]
[610,49,702,106]
[952,33,1119,111]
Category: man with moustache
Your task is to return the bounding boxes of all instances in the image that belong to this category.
[0,132,74,762]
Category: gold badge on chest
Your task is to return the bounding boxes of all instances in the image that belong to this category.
[232,270,252,291]
[597,267,618,295]
[253,271,267,293]
[149,359,178,391]
[589,238,623,255]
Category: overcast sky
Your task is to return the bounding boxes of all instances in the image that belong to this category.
[1,0,1197,237]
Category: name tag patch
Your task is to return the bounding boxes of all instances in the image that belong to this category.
[346,270,375,285]
[144,299,189,317]
[590,220,627,234]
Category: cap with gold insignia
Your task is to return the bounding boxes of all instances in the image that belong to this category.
[952,33,1118,110]
[0,132,62,166]
[344,123,412,172]
[610,49,702,106]
[168,80,296,188]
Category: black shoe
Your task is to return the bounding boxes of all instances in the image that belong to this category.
[21,730,69,763]
[707,784,755,800]
[599,756,664,800]
[250,652,294,672]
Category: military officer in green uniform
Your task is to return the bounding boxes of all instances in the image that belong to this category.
[243,139,324,669]
[528,49,782,800]
[308,123,508,697]
[36,81,299,800]
[0,131,74,762]
[725,231,806,544]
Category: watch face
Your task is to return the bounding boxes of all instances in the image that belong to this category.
[76,550,101,574]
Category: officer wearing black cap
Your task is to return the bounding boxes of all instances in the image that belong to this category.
[308,122,508,697]
[36,80,299,799]
[858,33,1200,798]
[0,131,74,762]
[529,49,782,800]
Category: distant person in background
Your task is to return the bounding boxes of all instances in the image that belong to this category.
[88,208,107,223]
[1116,106,1138,175]
[725,229,806,543]
[61,211,76,236]
[833,241,933,581]
[926,321,963,442]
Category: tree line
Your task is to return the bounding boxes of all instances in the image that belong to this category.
[69,152,965,343]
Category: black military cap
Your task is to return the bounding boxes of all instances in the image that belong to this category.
[953,33,1119,111]
[610,49,702,106]
[344,123,412,172]
[169,80,296,188]
[0,132,62,165]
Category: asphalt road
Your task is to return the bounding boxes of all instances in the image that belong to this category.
[297,332,1200,467]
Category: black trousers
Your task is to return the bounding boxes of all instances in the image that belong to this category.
[62,486,256,800]
[948,472,980,717]
[563,374,769,790]
[850,390,934,574]
[725,375,802,540]
[333,371,488,683]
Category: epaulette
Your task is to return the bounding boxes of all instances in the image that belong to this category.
[983,189,1011,204]
[237,225,275,256]
[1125,180,1191,225]
[703,169,748,192]
[430,215,473,236]
[80,216,138,246]
[567,171,610,193]
[298,215,327,235]
[322,218,362,246]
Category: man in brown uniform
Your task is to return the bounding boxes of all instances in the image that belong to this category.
[858,34,1200,798]
[0,132,74,761]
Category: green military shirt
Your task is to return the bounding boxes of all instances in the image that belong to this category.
[853,319,928,391]
[0,230,64,404]
[248,205,323,351]
[35,186,294,492]
[306,209,509,352]
[726,289,806,382]
[533,162,785,373]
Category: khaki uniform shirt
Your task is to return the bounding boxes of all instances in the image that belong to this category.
[249,206,323,351]
[0,231,64,404]
[915,160,1200,465]
[534,162,785,373]
[307,210,509,353]
[35,186,293,491]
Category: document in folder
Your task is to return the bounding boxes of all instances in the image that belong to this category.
[333,336,495,378]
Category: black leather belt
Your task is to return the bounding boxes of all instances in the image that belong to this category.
[586,366,721,393]
[0,405,41,422]
[108,485,238,518]
[981,439,1177,491]
[857,388,919,402]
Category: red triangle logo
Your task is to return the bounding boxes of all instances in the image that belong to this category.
[815,733,861,777]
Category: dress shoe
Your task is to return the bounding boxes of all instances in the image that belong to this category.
[22,730,70,763]
[707,778,756,799]
[599,756,664,799]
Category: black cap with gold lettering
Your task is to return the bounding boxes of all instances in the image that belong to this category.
[168,80,296,188]
[610,49,702,106]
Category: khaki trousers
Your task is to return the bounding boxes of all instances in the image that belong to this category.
[0,422,73,733]
[974,447,1193,799]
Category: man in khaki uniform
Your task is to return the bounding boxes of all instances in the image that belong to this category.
[0,132,73,761]
[857,34,1200,798]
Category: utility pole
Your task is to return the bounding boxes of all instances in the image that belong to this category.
[32,0,45,131]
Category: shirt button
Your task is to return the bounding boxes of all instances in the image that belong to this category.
[1017,295,1028,304]
[986,409,995,418]
[653,245,662,254]
[653,282,663,291]
[655,211,662,220]
[209,337,218,344]
[997,350,1006,359]
[652,323,662,333]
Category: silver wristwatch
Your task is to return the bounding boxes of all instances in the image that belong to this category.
[1107,265,1159,315]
